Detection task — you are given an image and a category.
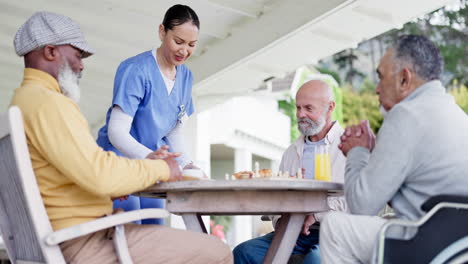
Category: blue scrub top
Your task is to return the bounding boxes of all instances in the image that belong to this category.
[97,50,194,155]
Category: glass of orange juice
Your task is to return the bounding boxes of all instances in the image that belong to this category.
[314,145,331,181]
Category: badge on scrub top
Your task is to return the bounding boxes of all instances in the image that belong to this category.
[177,104,187,124]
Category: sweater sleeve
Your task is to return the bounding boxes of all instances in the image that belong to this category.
[26,96,170,197]
[345,107,417,215]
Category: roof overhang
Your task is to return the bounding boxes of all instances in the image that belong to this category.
[0,0,452,130]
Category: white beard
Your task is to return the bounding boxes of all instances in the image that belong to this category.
[58,61,81,103]
[297,113,326,137]
[379,105,388,119]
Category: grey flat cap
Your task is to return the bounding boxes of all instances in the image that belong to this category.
[14,11,95,58]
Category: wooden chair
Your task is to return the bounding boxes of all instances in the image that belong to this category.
[0,236,8,263]
[0,106,169,264]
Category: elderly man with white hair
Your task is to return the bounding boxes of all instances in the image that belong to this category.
[233,79,348,264]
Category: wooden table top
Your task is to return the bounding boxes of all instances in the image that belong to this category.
[136,178,343,198]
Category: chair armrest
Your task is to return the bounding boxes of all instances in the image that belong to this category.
[45,208,169,246]
[377,201,468,264]
[421,195,468,212]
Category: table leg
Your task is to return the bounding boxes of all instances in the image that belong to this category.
[182,214,207,233]
[263,213,305,264]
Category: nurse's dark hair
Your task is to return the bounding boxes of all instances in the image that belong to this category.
[162,4,200,31]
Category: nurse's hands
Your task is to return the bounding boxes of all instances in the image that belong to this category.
[146,145,181,160]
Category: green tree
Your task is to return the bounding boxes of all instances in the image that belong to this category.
[386,0,467,86]
[359,78,377,95]
[342,84,383,133]
[316,66,343,85]
[333,49,366,88]
[450,80,468,113]
[278,96,300,143]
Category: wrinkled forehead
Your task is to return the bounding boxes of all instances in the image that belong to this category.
[297,83,330,104]
[378,49,397,72]
[296,92,329,108]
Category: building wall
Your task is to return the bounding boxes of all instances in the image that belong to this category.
[208,96,290,152]
[211,159,234,180]
[179,95,291,246]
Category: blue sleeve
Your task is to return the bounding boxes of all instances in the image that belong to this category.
[186,97,194,116]
[185,69,194,116]
[112,62,146,117]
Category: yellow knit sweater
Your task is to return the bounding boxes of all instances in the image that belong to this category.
[10,68,170,230]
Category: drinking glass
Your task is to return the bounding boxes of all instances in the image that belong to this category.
[314,145,331,181]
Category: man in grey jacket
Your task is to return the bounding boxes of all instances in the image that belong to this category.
[319,35,468,263]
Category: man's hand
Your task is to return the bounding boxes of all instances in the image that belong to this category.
[163,157,183,182]
[362,120,376,151]
[339,120,376,156]
[301,214,316,235]
[146,145,181,160]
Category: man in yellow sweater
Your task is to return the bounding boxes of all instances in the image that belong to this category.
[10,11,232,264]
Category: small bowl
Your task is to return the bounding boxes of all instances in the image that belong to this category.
[182,169,204,181]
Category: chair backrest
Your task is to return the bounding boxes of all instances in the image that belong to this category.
[0,106,65,263]
[382,203,468,264]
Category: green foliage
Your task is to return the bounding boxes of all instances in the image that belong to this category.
[278,96,300,143]
[315,68,344,125]
[342,84,383,133]
[359,78,377,95]
[332,49,366,85]
[340,79,468,135]
[325,0,468,131]
[332,83,344,125]
[386,0,468,86]
[315,66,343,85]
[450,81,468,113]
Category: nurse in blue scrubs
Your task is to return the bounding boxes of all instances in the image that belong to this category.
[96,4,202,224]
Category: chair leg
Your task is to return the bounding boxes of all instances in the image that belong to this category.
[113,225,133,264]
